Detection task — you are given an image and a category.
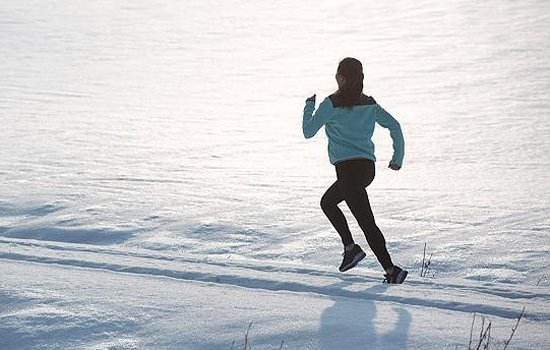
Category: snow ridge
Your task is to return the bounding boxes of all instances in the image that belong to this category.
[1,239,546,322]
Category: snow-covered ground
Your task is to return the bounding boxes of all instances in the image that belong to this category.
[2,242,549,349]
[1,0,549,349]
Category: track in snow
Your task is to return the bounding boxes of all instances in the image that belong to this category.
[0,238,546,322]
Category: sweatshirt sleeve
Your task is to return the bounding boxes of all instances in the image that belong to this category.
[302,97,334,139]
[375,104,405,167]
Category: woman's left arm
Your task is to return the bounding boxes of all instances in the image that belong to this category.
[302,96,334,139]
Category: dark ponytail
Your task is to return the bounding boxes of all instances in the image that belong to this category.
[333,57,364,109]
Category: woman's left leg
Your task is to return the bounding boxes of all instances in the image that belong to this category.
[320,181,354,247]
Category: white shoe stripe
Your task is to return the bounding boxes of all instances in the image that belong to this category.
[341,251,366,271]
[396,270,408,283]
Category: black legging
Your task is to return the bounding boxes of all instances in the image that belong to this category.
[320,158,393,270]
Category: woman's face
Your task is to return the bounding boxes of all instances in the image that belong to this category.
[336,74,346,89]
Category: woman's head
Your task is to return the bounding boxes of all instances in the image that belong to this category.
[334,57,364,108]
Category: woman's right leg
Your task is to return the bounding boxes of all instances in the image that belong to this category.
[336,159,394,271]
[343,185,394,271]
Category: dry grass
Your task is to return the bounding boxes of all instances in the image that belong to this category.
[231,322,284,350]
[467,307,525,350]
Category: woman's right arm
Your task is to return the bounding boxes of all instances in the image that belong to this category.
[375,104,405,168]
[302,97,334,139]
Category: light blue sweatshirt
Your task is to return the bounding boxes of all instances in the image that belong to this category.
[302,95,404,166]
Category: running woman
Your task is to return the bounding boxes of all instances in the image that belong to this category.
[302,57,408,284]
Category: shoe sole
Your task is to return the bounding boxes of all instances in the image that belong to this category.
[339,251,366,272]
